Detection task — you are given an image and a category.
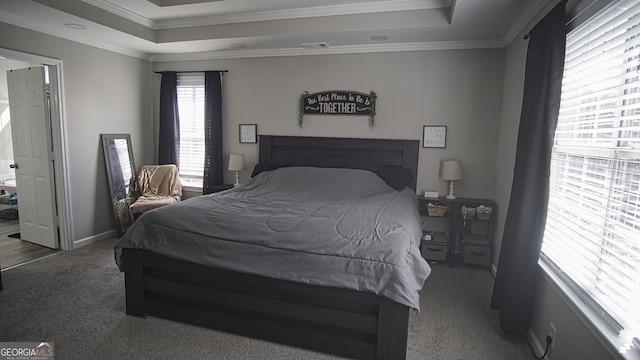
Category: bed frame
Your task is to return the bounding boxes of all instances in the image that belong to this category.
[122,135,420,360]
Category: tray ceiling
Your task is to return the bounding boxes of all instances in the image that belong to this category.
[0,0,549,61]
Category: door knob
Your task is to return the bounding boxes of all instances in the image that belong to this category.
[9,163,18,169]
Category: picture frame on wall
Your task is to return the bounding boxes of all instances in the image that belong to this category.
[239,124,257,143]
[422,125,447,148]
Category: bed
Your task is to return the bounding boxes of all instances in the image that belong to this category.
[115,135,429,360]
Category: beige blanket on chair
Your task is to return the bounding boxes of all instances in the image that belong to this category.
[130,165,182,214]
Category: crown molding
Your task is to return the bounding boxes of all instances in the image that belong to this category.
[150,39,505,62]
[84,0,450,29]
[502,0,552,46]
[159,0,450,29]
[82,0,154,28]
[2,0,526,64]
[0,11,152,61]
[0,8,508,63]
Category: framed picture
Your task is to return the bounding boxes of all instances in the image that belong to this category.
[422,126,447,148]
[239,124,257,143]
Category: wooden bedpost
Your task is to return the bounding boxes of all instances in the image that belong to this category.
[401,141,419,192]
[123,249,145,316]
[376,297,409,359]
[258,135,272,163]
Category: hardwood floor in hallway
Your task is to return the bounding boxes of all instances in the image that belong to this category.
[0,219,59,269]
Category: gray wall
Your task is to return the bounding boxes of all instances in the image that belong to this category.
[0,21,155,244]
[2,6,621,357]
[494,0,619,358]
[154,49,505,199]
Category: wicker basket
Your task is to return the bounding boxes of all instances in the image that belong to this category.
[476,205,493,220]
[427,203,447,216]
[461,206,476,219]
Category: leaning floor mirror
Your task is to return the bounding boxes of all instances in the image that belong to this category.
[101,134,136,237]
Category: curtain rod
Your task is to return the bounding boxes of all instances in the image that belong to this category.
[155,70,228,74]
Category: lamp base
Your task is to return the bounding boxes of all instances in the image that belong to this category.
[234,171,241,187]
[446,180,457,199]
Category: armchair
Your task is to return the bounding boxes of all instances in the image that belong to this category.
[129,164,182,219]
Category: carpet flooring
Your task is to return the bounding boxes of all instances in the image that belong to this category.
[0,238,531,359]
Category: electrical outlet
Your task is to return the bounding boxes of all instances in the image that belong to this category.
[549,323,557,349]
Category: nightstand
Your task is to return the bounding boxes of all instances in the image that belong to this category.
[419,198,450,264]
[419,196,497,268]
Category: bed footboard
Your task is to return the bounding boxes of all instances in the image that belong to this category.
[122,249,409,360]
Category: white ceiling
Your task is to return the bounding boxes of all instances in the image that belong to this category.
[0,0,549,61]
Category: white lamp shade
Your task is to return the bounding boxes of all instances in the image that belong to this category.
[440,159,463,181]
[228,153,246,171]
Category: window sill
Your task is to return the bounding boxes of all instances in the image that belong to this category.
[182,185,202,193]
[181,185,202,199]
[538,260,639,360]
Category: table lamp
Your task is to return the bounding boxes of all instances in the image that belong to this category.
[228,153,246,187]
[440,159,463,199]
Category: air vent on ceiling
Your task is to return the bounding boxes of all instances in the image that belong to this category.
[301,42,330,50]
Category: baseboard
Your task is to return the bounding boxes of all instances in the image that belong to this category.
[72,229,116,249]
[527,328,549,359]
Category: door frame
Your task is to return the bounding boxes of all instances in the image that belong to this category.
[0,48,72,251]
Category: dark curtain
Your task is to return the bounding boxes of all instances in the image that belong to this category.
[158,71,180,165]
[490,1,566,335]
[202,71,224,194]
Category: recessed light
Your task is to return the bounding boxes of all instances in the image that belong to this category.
[230,43,245,49]
[65,23,85,30]
[371,35,388,41]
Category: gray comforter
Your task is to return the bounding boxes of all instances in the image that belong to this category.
[114,166,431,310]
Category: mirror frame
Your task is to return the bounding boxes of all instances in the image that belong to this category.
[101,133,136,237]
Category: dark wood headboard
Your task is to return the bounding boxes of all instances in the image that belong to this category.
[258,135,420,191]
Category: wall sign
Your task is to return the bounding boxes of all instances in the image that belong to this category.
[423,125,447,148]
[298,90,377,128]
[239,124,257,143]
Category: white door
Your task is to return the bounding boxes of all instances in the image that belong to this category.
[7,67,58,249]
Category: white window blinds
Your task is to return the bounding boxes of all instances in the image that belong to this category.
[0,105,9,131]
[115,139,133,195]
[176,73,205,187]
[541,0,640,349]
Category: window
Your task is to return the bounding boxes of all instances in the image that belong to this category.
[541,0,640,350]
[0,104,9,131]
[176,73,205,188]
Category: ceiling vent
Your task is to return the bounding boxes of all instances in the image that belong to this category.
[301,42,330,50]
